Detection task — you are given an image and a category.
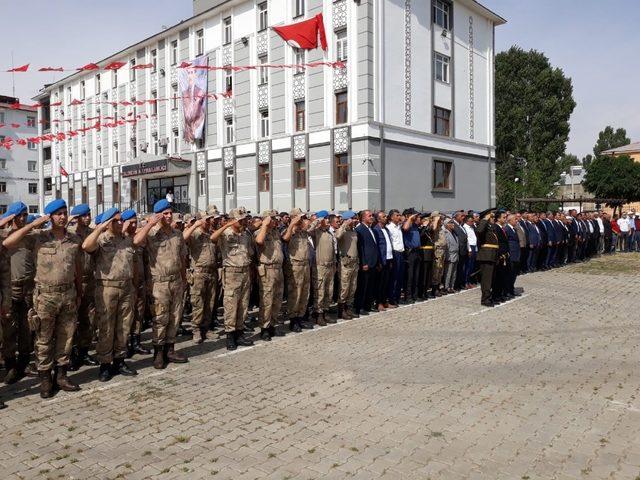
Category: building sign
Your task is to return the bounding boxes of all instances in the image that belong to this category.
[121,159,168,178]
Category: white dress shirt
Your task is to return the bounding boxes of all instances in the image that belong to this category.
[380,227,393,260]
[618,218,630,232]
[463,224,477,248]
[386,221,405,252]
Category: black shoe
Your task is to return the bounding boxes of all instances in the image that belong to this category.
[243,322,255,333]
[235,331,254,347]
[260,328,272,341]
[79,348,98,367]
[115,359,138,376]
[299,318,315,329]
[481,300,495,307]
[132,334,152,355]
[3,357,21,385]
[68,347,81,371]
[226,332,237,351]
[269,325,285,337]
[358,309,369,316]
[289,318,302,333]
[99,364,112,382]
[325,315,337,324]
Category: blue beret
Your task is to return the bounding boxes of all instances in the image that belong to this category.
[94,213,103,225]
[7,201,28,217]
[26,214,39,224]
[153,199,172,213]
[341,211,356,220]
[44,199,67,216]
[316,209,329,219]
[101,207,120,223]
[70,203,90,217]
[121,209,136,221]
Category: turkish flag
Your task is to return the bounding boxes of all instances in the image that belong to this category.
[60,166,69,177]
[7,64,29,72]
[132,63,153,70]
[104,61,126,70]
[39,67,65,72]
[77,63,100,71]
[273,14,327,51]
[69,99,83,106]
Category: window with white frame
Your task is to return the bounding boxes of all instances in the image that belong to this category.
[259,56,268,85]
[66,86,72,103]
[26,116,36,128]
[0,182,5,193]
[172,129,180,153]
[433,0,451,30]
[28,183,38,194]
[260,110,269,138]
[258,2,268,31]
[29,205,38,214]
[198,171,206,196]
[171,84,179,110]
[129,59,136,81]
[434,53,450,83]
[171,40,178,65]
[151,49,157,72]
[28,160,37,172]
[196,29,204,56]
[294,0,305,17]
[294,48,305,74]
[295,101,305,132]
[225,168,235,194]
[79,81,85,100]
[225,69,233,92]
[27,141,37,150]
[96,148,102,166]
[95,74,101,94]
[112,69,118,88]
[336,30,348,62]
[225,118,235,143]
[151,90,158,115]
[113,142,119,163]
[223,17,232,45]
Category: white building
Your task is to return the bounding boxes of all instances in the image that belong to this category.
[0,96,40,214]
[35,0,505,214]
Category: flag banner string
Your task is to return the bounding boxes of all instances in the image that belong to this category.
[3,60,344,74]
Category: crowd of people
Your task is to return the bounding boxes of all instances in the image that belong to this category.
[0,198,622,406]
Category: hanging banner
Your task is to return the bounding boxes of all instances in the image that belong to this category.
[179,56,208,144]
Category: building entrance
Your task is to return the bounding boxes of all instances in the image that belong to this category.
[145,175,190,213]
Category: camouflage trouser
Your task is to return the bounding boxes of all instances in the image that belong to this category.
[32,284,77,371]
[150,277,185,346]
[130,284,145,336]
[76,280,96,349]
[95,280,134,364]
[190,270,218,330]
[257,264,284,329]
[222,266,250,333]
[2,280,34,359]
[314,262,335,313]
[339,257,359,307]
[284,261,310,319]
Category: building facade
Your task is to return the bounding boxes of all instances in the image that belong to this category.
[602,142,640,213]
[36,0,505,214]
[0,96,40,214]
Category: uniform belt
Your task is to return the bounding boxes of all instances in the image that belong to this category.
[224,265,250,273]
[193,267,216,274]
[420,246,434,250]
[341,255,357,259]
[151,274,181,282]
[96,279,132,288]
[482,244,499,249]
[36,283,74,293]
[260,263,282,269]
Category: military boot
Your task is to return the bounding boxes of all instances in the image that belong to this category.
[153,346,166,369]
[133,334,151,355]
[166,344,188,363]
[289,317,302,333]
[341,305,353,320]
[126,335,135,358]
[315,312,327,327]
[98,363,112,382]
[226,332,237,351]
[235,330,254,347]
[299,317,315,329]
[268,325,285,337]
[79,348,98,367]
[260,328,272,341]
[3,356,20,385]
[114,358,138,376]
[56,367,80,392]
[325,312,337,324]
[39,370,53,399]
[68,346,81,371]
[192,328,206,344]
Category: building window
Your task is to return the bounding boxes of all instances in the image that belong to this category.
[433,106,451,136]
[0,159,6,169]
[113,143,119,164]
[80,81,85,100]
[96,148,102,166]
[0,205,6,214]
[336,30,348,62]
[223,17,232,45]
[225,69,233,92]
[112,69,118,88]
[151,90,158,115]
[259,56,268,85]
[129,59,136,82]
[260,110,270,138]
[198,171,206,196]
[0,182,6,193]
[28,160,37,172]
[95,74,101,94]
[28,183,38,194]
[334,154,348,186]
[171,40,178,65]
[26,116,36,128]
[29,205,38,214]
[294,48,305,74]
[433,0,451,30]
[113,181,120,203]
[82,186,88,204]
[335,92,348,124]
[433,160,453,190]
[172,129,180,153]
[27,141,37,150]
[258,164,270,192]
[45,177,52,192]
[97,183,103,203]
[196,29,205,56]
[225,118,235,143]
[295,159,306,189]
[295,101,305,132]
[258,2,268,31]
[171,84,179,110]
[226,168,235,194]
[434,53,450,83]
[294,0,305,18]
[150,49,157,73]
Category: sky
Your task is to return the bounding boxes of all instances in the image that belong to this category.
[1,0,638,158]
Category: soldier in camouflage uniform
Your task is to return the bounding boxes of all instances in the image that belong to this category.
[82,208,138,381]
[3,199,83,399]
[134,199,189,369]
[310,211,336,326]
[335,211,359,320]
[0,212,16,406]
[254,210,286,341]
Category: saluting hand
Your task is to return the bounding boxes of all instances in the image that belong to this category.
[194,218,206,228]
[33,215,50,228]
[149,213,163,226]
[263,215,272,227]
[291,215,303,226]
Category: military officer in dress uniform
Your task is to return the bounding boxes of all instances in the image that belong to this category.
[418,213,435,299]
[3,199,83,399]
[82,207,138,381]
[335,211,358,319]
[133,199,189,369]
[475,208,499,307]
[211,207,255,351]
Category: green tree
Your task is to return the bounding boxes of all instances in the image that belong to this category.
[583,154,640,213]
[582,154,593,168]
[558,153,579,172]
[592,126,630,160]
[495,47,576,209]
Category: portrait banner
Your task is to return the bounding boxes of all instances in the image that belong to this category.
[179,56,209,143]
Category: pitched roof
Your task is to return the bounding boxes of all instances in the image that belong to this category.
[601,142,640,155]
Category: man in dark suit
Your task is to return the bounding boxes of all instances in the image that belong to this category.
[373,211,393,312]
[505,214,521,296]
[536,213,549,270]
[541,212,557,269]
[567,209,579,262]
[354,210,380,315]
[526,213,541,272]
[492,210,511,302]
[602,212,613,254]
[452,210,468,291]
[475,208,498,307]
[552,212,565,267]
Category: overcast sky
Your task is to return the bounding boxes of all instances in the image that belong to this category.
[1,0,637,158]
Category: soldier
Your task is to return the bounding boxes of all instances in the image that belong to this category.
[311,211,336,326]
[67,204,98,370]
[3,199,82,399]
[418,213,435,299]
[476,208,499,307]
[183,208,219,344]
[430,213,446,297]
[254,210,286,341]
[335,211,359,319]
[282,208,315,332]
[121,209,151,356]
[82,208,138,381]
[133,199,189,369]
[211,207,255,351]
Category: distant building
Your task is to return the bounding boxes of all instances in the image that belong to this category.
[557,165,595,212]
[0,96,40,214]
[602,142,640,213]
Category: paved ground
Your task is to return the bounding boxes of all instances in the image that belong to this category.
[1,255,640,480]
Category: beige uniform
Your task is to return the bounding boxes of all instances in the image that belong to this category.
[255,228,284,329]
[187,228,218,330]
[219,228,254,332]
[312,228,336,313]
[69,225,96,350]
[336,223,359,307]
[31,230,81,371]
[432,226,447,287]
[284,229,311,319]
[0,234,10,318]
[146,226,187,346]
[131,245,146,335]
[94,231,135,363]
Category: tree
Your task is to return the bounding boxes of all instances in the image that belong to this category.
[558,153,579,173]
[495,47,576,209]
[582,154,593,168]
[592,126,630,160]
[583,154,640,213]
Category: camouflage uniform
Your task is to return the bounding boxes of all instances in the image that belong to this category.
[255,227,284,330]
[93,231,135,364]
[187,227,218,334]
[336,223,359,314]
[69,225,96,351]
[0,235,12,362]
[284,225,312,321]
[219,227,254,333]
[312,227,336,316]
[132,245,146,336]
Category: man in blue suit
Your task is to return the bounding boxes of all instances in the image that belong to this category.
[354,210,380,315]
[541,212,557,268]
[526,213,541,272]
[505,214,522,296]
